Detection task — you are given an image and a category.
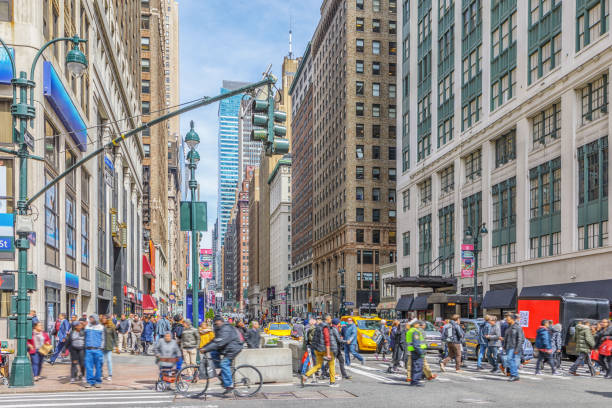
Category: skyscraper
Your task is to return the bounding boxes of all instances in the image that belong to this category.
[217,81,248,243]
[238,100,263,184]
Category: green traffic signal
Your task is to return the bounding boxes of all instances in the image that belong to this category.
[272,137,289,154]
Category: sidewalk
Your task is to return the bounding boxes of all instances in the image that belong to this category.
[2,353,160,394]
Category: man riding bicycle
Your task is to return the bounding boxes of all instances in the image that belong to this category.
[200,316,244,395]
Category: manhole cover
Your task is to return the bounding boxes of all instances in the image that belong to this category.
[457,399,491,404]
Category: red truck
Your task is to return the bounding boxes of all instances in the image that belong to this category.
[517,293,609,357]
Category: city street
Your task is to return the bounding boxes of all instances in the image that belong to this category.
[1,353,610,407]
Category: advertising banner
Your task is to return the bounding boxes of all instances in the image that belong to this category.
[199,248,212,279]
[460,244,474,278]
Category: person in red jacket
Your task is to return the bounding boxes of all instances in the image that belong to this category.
[27,322,51,381]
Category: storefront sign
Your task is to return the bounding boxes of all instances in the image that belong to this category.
[461,244,474,278]
[65,271,79,289]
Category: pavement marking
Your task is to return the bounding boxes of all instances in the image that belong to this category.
[346,366,397,384]
[443,372,484,381]
[0,402,172,408]
[0,395,175,403]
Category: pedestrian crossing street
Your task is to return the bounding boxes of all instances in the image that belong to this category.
[0,390,176,407]
[337,354,606,385]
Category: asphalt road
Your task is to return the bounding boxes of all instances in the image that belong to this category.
[2,353,610,408]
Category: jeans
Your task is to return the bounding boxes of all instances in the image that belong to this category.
[487,346,499,370]
[132,333,142,353]
[410,351,424,384]
[103,350,113,377]
[30,352,43,377]
[85,349,104,385]
[69,347,85,379]
[392,344,405,369]
[344,342,364,366]
[306,350,336,384]
[477,344,488,368]
[535,350,555,373]
[211,351,233,388]
[570,351,595,376]
[49,339,66,363]
[505,348,520,378]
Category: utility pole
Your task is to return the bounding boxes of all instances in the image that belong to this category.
[185,121,200,345]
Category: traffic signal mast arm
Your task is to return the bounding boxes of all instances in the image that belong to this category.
[250,84,289,156]
[26,76,276,208]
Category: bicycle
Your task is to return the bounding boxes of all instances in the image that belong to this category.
[175,352,263,398]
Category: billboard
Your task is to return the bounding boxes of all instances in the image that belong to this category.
[200,248,213,279]
[460,244,474,278]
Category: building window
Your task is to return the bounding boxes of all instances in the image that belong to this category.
[578,136,609,249]
[373,124,381,138]
[44,119,59,170]
[356,102,364,116]
[495,129,516,168]
[0,0,11,21]
[372,61,380,75]
[372,104,381,117]
[0,158,13,213]
[356,80,365,96]
[492,177,516,265]
[356,145,364,159]
[529,158,561,258]
[388,105,396,118]
[356,17,364,31]
[373,0,380,12]
[581,74,608,124]
[144,144,150,157]
[356,208,365,222]
[388,188,396,202]
[356,123,365,137]
[491,9,517,60]
[418,215,432,275]
[389,229,396,243]
[440,165,454,194]
[389,168,396,181]
[493,243,516,266]
[372,188,380,201]
[372,145,380,159]
[356,187,364,200]
[491,68,516,111]
[141,79,150,94]
[373,19,381,32]
[142,58,150,72]
[389,0,397,13]
[464,149,481,182]
[81,209,89,265]
[419,178,432,206]
[389,84,396,98]
[438,204,454,275]
[389,41,397,55]
[372,167,381,180]
[357,0,364,10]
[66,196,76,259]
[141,14,150,29]
[389,62,397,76]
[462,95,482,130]
[373,229,381,244]
[356,38,364,52]
[356,166,364,179]
[389,20,397,34]
[389,147,396,160]
[403,232,410,256]
[141,37,150,50]
[142,101,150,115]
[372,209,381,222]
[372,83,380,97]
[65,147,76,190]
[528,34,561,83]
[402,189,410,212]
[356,229,364,242]
[532,102,561,146]
[577,0,610,50]
[356,60,364,73]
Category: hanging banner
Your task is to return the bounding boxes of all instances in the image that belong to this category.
[199,248,212,279]
[461,244,474,278]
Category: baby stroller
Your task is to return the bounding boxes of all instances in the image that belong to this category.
[155,357,178,392]
[0,352,10,386]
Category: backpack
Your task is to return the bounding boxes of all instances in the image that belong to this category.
[442,324,453,342]
[51,319,60,336]
[234,327,245,345]
[311,324,324,350]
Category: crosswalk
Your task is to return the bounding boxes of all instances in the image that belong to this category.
[0,390,176,407]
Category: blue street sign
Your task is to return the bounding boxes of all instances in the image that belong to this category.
[0,214,14,253]
[343,301,354,306]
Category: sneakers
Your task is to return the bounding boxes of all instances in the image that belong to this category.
[221,387,234,397]
[534,371,541,376]
[69,378,76,384]
[343,375,352,380]
[455,370,465,373]
[300,375,306,387]
[427,374,438,381]
[360,359,365,366]
[94,383,102,388]
[409,382,424,387]
[328,383,339,388]
[84,383,92,388]
[439,362,446,372]
[476,366,483,370]
[106,376,112,381]
[508,376,520,382]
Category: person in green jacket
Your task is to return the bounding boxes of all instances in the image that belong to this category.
[100,314,118,381]
[569,320,596,376]
[406,320,427,386]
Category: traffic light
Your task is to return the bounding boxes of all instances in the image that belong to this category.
[250,85,289,155]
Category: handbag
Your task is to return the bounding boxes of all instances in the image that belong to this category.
[38,343,53,356]
[599,339,612,356]
[590,349,599,361]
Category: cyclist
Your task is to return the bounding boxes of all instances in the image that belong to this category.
[200,316,244,396]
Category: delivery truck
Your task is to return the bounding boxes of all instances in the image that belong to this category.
[517,293,609,357]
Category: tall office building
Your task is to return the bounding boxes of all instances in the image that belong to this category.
[238,100,263,184]
[217,81,248,243]
[392,0,612,319]
[310,0,398,316]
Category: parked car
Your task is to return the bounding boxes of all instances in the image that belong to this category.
[340,315,381,352]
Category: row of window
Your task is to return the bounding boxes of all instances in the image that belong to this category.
[356,103,396,118]
[356,60,397,76]
[356,166,397,181]
[356,123,397,139]
[355,81,396,98]
[356,0,397,13]
[356,17,397,34]
[356,187,396,202]
[356,145,396,160]
[356,39,397,56]
[356,207,397,223]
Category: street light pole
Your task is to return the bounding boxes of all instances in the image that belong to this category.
[185,121,200,344]
[0,35,88,388]
[465,223,487,320]
[339,269,345,317]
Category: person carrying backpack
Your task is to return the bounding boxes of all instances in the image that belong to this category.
[439,315,464,372]
[569,320,596,376]
[535,320,557,375]
[301,315,338,387]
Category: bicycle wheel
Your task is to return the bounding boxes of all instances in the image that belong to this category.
[175,365,209,398]
[232,364,262,397]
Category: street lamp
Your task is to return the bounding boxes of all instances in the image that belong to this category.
[185,120,200,361]
[285,284,291,318]
[339,268,346,317]
[0,34,88,388]
[464,223,488,319]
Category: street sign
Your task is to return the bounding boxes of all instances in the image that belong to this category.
[0,213,14,253]
[24,129,34,151]
[343,301,354,306]
[180,201,207,231]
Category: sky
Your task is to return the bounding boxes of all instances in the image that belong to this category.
[178,0,321,249]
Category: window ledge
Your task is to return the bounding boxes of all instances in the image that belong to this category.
[578,114,609,133]
[530,135,561,153]
[526,65,563,90]
[575,32,610,59]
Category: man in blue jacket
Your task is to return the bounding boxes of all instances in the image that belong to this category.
[155,314,171,342]
[50,313,71,364]
[343,317,365,366]
[84,314,105,387]
[476,316,490,370]
[534,319,557,375]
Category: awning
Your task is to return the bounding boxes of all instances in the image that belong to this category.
[520,279,612,302]
[143,255,155,278]
[142,294,157,313]
[395,296,413,311]
[482,288,517,309]
[412,295,429,310]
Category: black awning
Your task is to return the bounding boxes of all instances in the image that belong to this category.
[412,295,429,310]
[395,296,413,311]
[520,279,612,302]
[482,288,517,309]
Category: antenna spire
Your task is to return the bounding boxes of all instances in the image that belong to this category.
[289,15,293,59]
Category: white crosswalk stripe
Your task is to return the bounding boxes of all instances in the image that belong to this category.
[0,390,175,407]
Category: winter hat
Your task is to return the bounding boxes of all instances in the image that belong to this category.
[331,318,340,325]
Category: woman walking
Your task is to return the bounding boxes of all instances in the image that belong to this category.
[27,322,51,381]
[66,321,86,383]
[101,314,118,381]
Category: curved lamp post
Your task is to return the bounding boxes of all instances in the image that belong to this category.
[464,223,488,319]
[0,34,87,387]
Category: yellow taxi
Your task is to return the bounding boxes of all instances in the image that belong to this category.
[341,315,382,352]
[264,322,292,337]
